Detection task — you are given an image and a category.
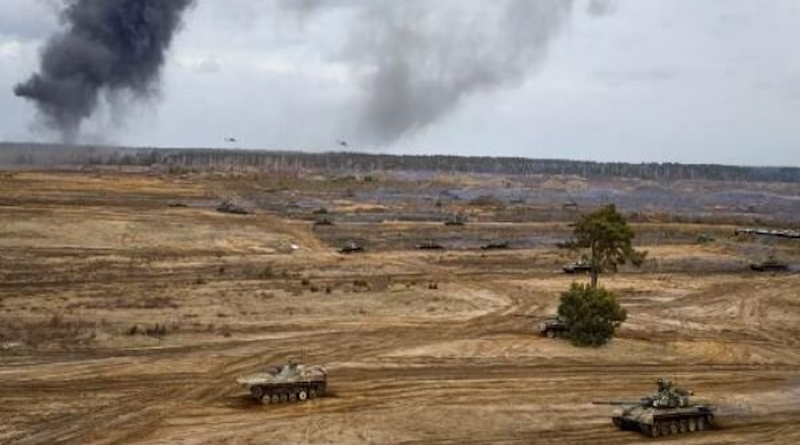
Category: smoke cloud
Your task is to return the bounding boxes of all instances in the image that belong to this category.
[14,0,195,142]
[282,0,613,143]
[343,1,575,142]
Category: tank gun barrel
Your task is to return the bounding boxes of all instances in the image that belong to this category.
[592,400,643,405]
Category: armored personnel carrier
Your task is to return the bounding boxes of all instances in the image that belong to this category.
[750,257,789,272]
[481,240,510,250]
[539,317,568,338]
[562,260,592,274]
[237,362,327,405]
[595,379,715,437]
[339,241,365,254]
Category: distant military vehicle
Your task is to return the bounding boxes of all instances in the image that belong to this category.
[696,234,716,244]
[416,240,445,250]
[444,214,468,226]
[339,241,365,254]
[237,362,327,405]
[481,240,510,250]
[750,257,789,272]
[539,317,568,338]
[563,201,579,210]
[562,260,592,274]
[313,217,334,227]
[217,200,249,215]
[594,379,716,437]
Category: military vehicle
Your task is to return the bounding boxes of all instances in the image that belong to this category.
[562,260,592,274]
[416,240,445,250]
[594,379,716,437]
[313,217,334,227]
[217,200,249,215]
[539,317,568,338]
[237,362,328,405]
[481,240,510,250]
[444,214,468,226]
[750,257,789,272]
[339,241,365,254]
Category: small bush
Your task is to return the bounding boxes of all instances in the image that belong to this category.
[0,315,98,348]
[145,324,169,338]
[558,283,627,347]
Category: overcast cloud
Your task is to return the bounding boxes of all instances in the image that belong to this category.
[1,0,799,166]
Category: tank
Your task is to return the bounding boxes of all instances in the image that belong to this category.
[339,241,365,254]
[539,317,568,338]
[750,257,789,272]
[562,260,591,274]
[237,362,328,405]
[481,240,510,250]
[416,240,445,250]
[217,200,249,215]
[313,217,334,227]
[594,379,716,437]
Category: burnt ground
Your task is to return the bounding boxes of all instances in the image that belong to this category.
[0,169,799,445]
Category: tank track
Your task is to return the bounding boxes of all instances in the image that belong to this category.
[614,413,714,437]
[249,382,326,405]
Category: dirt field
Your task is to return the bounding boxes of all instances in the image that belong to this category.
[1,170,799,445]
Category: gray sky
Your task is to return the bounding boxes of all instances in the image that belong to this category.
[1,0,799,166]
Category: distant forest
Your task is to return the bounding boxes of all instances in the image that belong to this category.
[1,142,799,183]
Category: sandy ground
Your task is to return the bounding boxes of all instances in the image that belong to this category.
[1,171,799,445]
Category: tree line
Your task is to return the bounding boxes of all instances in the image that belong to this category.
[1,142,798,183]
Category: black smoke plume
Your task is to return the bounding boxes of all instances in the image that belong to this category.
[14,0,195,142]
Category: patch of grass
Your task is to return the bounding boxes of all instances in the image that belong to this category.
[0,314,100,349]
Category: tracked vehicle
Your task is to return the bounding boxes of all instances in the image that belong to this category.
[237,362,327,405]
[339,241,365,254]
[562,260,591,274]
[595,379,715,438]
[750,258,789,272]
[416,240,445,250]
[481,240,510,250]
[539,317,568,338]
